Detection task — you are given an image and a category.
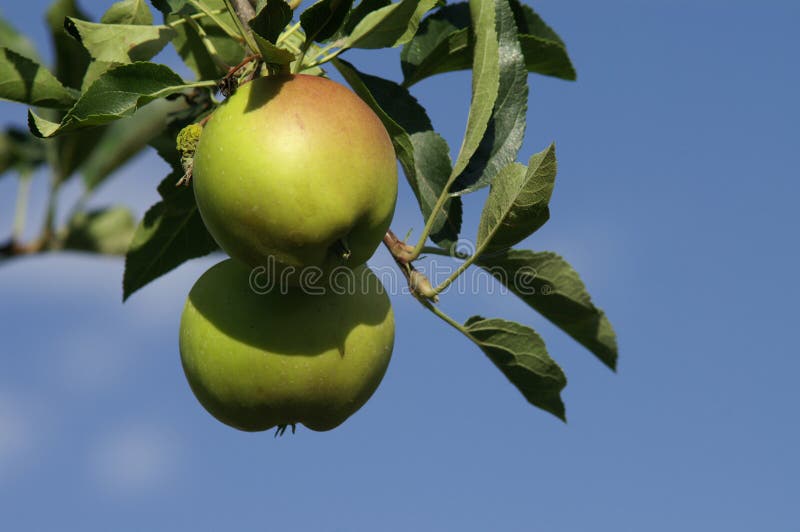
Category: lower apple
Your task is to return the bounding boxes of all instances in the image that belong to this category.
[179,258,395,432]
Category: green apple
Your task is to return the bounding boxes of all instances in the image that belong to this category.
[192,74,398,275]
[179,258,395,432]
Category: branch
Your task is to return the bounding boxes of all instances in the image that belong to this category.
[231,0,255,25]
[382,230,438,303]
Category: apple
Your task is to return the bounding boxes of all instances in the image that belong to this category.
[192,74,398,276]
[179,258,395,432]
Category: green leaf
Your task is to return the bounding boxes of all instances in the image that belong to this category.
[453,0,526,195]
[343,0,438,49]
[0,47,78,108]
[28,62,208,138]
[46,0,92,90]
[300,0,353,43]
[478,249,618,370]
[333,58,461,247]
[64,18,175,64]
[476,144,555,254]
[449,0,499,180]
[123,179,218,300]
[0,11,40,60]
[509,1,574,80]
[101,0,154,25]
[342,0,390,35]
[62,206,137,255]
[81,98,182,191]
[160,0,245,80]
[249,0,293,44]
[464,316,566,420]
[0,127,46,176]
[401,0,575,87]
[248,1,296,65]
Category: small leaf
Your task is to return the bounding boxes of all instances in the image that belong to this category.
[249,0,293,44]
[343,0,438,50]
[464,316,566,420]
[123,179,218,300]
[254,36,296,65]
[28,62,207,138]
[46,0,92,90]
[0,47,78,108]
[476,144,555,253]
[453,0,527,195]
[449,0,499,179]
[101,0,154,25]
[0,12,40,60]
[249,1,296,66]
[478,249,618,370]
[300,0,353,43]
[401,0,575,87]
[64,18,175,64]
[62,206,136,255]
[333,58,461,247]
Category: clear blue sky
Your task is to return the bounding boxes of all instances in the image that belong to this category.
[1,1,799,530]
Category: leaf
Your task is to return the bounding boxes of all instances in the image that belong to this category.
[449,0,499,180]
[478,249,618,370]
[101,0,154,25]
[64,18,175,64]
[62,206,137,255]
[342,0,390,35]
[28,62,207,138]
[0,47,78,108]
[464,316,566,420]
[249,0,293,44]
[509,1,575,80]
[0,127,46,176]
[123,178,218,300]
[0,11,40,60]
[159,0,245,80]
[333,58,461,247]
[453,0,526,195]
[476,144,555,254]
[81,98,183,191]
[401,0,575,87]
[249,1,296,65]
[300,0,353,44]
[46,0,92,90]
[343,0,438,50]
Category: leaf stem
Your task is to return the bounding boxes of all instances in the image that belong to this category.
[302,46,346,70]
[182,14,231,71]
[419,298,470,335]
[276,21,302,45]
[292,41,312,74]
[12,173,32,241]
[410,184,455,259]
[186,0,242,42]
[166,8,227,29]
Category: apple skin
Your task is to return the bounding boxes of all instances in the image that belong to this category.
[192,74,398,274]
[179,259,395,432]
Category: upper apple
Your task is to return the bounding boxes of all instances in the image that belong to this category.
[192,74,398,276]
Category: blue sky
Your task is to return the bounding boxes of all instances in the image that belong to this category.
[1,1,799,530]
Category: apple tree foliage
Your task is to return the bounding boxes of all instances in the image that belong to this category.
[0,0,617,421]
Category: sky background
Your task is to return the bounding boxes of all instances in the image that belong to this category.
[1,1,799,530]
